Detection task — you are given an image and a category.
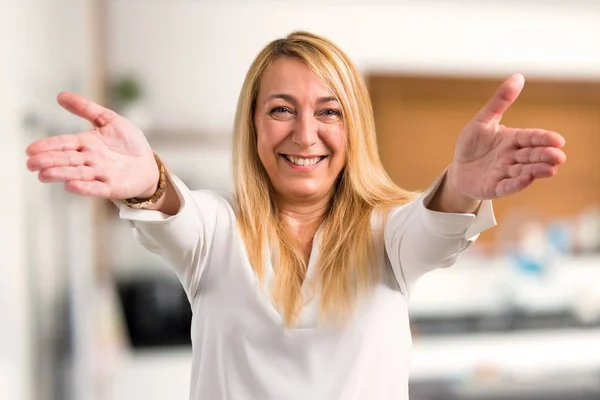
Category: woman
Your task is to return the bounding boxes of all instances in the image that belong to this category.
[26,31,566,399]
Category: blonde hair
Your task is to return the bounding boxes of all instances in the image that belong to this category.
[232,31,416,326]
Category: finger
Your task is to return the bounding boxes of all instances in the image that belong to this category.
[57,92,118,128]
[514,128,566,149]
[474,73,525,125]
[508,162,559,179]
[38,166,98,183]
[65,180,112,198]
[26,131,95,156]
[27,150,90,171]
[496,175,534,197]
[513,147,567,165]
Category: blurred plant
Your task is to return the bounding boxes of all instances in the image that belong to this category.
[108,74,153,130]
[109,74,143,111]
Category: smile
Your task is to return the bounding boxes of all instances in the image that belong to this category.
[280,154,327,170]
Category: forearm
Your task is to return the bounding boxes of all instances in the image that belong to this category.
[115,171,182,215]
[384,168,497,295]
[427,164,481,214]
[140,177,181,215]
[116,173,216,296]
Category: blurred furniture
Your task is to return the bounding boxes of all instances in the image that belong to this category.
[116,274,192,349]
[368,74,600,247]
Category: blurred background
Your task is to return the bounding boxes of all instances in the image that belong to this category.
[2,0,600,399]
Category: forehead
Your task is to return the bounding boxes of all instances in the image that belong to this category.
[258,57,334,100]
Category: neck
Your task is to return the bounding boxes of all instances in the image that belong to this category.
[275,190,335,264]
[276,193,331,246]
[278,197,329,228]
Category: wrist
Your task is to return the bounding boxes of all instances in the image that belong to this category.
[444,164,481,213]
[137,182,159,200]
[428,164,481,214]
[133,153,162,199]
[122,152,168,209]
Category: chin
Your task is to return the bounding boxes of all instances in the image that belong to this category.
[280,181,329,201]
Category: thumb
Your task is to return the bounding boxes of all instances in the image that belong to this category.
[57,92,119,128]
[474,73,525,126]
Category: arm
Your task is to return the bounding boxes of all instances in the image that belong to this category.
[384,168,496,297]
[125,161,181,215]
[427,163,482,214]
[117,172,223,298]
[136,177,182,215]
[384,74,566,297]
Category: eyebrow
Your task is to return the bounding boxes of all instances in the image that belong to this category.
[263,93,339,106]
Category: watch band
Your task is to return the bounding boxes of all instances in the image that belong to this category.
[121,152,167,209]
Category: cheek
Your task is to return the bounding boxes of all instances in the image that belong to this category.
[255,120,288,168]
[256,119,287,146]
[324,128,347,167]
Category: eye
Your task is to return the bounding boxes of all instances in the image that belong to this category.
[319,108,342,120]
[269,106,293,115]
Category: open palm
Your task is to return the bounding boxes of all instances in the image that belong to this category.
[451,74,567,200]
[26,92,159,199]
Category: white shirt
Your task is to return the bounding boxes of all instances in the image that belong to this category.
[118,171,496,400]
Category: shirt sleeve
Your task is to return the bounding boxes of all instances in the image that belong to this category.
[383,170,497,297]
[116,172,225,298]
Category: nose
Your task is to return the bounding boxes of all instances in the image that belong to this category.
[291,113,319,148]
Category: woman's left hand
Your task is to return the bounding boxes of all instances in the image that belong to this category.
[449,73,567,201]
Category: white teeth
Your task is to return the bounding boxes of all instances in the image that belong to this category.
[285,155,323,166]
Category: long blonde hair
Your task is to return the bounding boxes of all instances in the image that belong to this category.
[233,31,416,326]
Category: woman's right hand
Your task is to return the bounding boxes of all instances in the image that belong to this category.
[26,92,159,200]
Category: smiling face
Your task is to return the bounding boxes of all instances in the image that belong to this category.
[254,57,347,205]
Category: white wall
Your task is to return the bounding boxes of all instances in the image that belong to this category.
[0,3,28,397]
[0,1,88,399]
[107,0,600,134]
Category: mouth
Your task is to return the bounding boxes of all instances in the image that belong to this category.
[279,154,328,169]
